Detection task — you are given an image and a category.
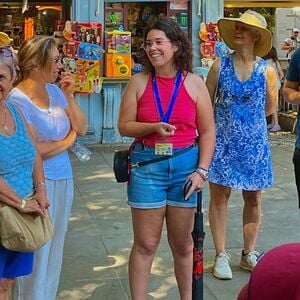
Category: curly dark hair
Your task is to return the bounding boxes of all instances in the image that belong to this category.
[140,17,193,73]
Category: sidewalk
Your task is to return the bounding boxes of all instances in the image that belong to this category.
[57,132,300,300]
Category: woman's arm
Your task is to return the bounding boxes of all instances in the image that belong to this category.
[32,153,49,210]
[0,178,27,209]
[25,121,50,212]
[265,66,278,116]
[194,75,216,170]
[0,121,46,216]
[60,71,88,136]
[205,59,220,104]
[27,125,77,160]
[184,74,216,198]
[118,73,176,138]
[0,178,45,217]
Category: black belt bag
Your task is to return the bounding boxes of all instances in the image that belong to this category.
[113,139,198,183]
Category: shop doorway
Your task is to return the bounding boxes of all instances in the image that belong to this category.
[0,3,61,49]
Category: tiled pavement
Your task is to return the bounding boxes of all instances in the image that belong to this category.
[57,132,300,300]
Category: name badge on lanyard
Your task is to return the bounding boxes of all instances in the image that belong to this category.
[152,70,182,156]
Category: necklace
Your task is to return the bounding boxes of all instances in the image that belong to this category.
[0,105,9,134]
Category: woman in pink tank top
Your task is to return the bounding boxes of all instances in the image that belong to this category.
[118,17,215,299]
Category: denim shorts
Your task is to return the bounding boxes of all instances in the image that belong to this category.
[0,245,34,278]
[127,143,199,209]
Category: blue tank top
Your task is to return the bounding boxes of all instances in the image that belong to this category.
[0,102,36,198]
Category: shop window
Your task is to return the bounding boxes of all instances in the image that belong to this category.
[104,1,191,58]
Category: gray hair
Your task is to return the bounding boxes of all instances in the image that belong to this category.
[0,48,17,80]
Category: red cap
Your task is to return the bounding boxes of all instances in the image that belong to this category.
[237,243,300,300]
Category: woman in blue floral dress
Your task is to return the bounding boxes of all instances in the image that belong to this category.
[206,10,278,280]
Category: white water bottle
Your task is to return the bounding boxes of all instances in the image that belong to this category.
[70,142,91,162]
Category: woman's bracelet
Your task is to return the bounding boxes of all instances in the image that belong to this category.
[35,182,47,191]
[20,198,27,209]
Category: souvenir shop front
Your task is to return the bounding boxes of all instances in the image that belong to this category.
[1,0,223,144]
[64,0,222,144]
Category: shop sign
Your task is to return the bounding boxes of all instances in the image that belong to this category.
[169,0,188,10]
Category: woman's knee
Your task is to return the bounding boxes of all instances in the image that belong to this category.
[209,183,231,203]
[168,235,193,257]
[243,190,261,207]
[133,238,160,256]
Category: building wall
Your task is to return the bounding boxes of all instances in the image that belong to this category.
[274,8,300,61]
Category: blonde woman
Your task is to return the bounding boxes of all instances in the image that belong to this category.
[206,10,277,280]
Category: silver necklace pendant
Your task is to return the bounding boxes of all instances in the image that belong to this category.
[0,106,8,133]
[3,124,9,133]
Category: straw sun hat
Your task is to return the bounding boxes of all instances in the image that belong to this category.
[218,10,272,57]
[0,32,13,46]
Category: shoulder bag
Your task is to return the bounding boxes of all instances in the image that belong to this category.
[0,193,54,252]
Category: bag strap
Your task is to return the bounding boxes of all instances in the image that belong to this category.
[131,138,198,169]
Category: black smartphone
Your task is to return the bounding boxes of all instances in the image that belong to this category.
[183,180,192,201]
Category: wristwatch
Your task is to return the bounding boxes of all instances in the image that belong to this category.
[195,167,209,181]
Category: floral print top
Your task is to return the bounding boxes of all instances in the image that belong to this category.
[209,56,273,190]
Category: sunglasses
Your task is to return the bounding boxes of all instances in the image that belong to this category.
[53,55,63,64]
[0,47,13,58]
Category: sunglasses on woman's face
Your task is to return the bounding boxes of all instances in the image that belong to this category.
[53,55,63,64]
[0,47,13,58]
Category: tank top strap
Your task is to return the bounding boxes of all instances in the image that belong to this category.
[6,102,27,137]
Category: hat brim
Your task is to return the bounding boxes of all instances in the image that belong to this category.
[0,38,13,46]
[218,18,272,57]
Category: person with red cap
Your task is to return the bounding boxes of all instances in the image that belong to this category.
[238,243,300,300]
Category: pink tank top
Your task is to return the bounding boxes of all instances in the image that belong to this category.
[137,73,197,148]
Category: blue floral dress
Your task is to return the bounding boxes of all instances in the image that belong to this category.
[209,56,273,190]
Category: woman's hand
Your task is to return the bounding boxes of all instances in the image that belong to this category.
[154,122,176,138]
[60,71,75,96]
[34,188,50,211]
[19,198,45,217]
[183,172,205,200]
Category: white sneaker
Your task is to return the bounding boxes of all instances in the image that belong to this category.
[269,124,281,132]
[212,252,232,280]
[240,250,260,271]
